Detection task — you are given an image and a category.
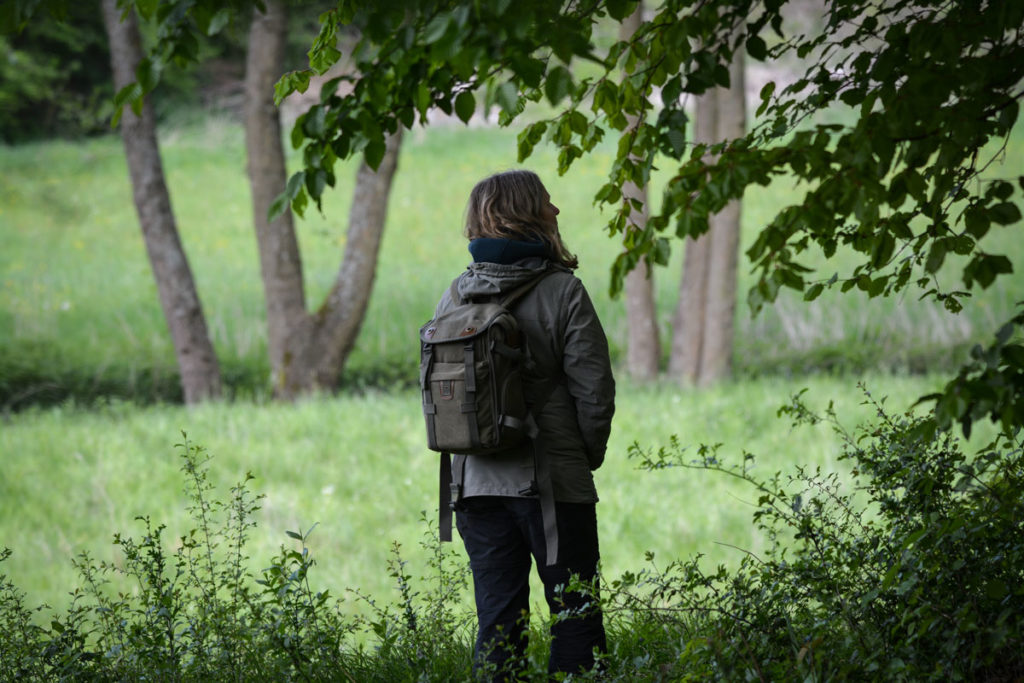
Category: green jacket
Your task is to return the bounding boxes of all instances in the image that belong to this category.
[434,257,615,503]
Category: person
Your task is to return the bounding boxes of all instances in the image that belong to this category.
[430,169,616,678]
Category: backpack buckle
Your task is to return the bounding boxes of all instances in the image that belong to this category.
[449,482,462,510]
[440,380,454,399]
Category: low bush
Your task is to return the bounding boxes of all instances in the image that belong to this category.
[619,386,1024,681]
[0,437,473,681]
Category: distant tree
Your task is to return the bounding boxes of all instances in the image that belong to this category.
[620,2,661,381]
[0,0,111,142]
[100,0,222,403]
[669,45,745,385]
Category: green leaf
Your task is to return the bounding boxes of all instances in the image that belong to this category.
[135,57,159,95]
[364,138,386,171]
[925,240,946,274]
[454,91,475,124]
[756,81,775,116]
[207,8,231,35]
[745,34,767,61]
[665,128,686,158]
[423,13,451,44]
[283,169,306,200]
[545,65,573,106]
[306,169,328,200]
[804,283,825,301]
[989,202,1022,226]
[495,81,519,114]
[606,0,636,21]
[964,205,990,238]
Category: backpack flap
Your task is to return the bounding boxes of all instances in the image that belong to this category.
[420,303,529,455]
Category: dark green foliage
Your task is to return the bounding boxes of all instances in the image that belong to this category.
[0,437,360,680]
[0,0,112,142]
[622,389,1024,680]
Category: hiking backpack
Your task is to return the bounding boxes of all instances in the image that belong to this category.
[419,268,561,563]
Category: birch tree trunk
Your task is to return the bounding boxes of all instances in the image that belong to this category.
[101,0,222,403]
[621,2,661,380]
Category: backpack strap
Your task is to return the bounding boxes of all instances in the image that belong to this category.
[525,382,561,566]
[439,451,456,542]
[498,266,555,308]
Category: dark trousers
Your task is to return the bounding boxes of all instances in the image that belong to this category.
[455,497,606,679]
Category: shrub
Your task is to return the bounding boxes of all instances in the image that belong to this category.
[0,436,480,682]
[0,436,360,680]
[618,386,1024,680]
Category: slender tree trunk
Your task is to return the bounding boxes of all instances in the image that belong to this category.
[699,52,745,384]
[101,0,221,403]
[245,0,307,393]
[621,2,661,380]
[669,46,745,385]
[279,130,403,397]
[668,89,716,382]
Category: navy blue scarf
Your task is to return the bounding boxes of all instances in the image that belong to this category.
[468,238,549,265]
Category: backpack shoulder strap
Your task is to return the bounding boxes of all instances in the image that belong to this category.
[447,277,463,306]
[498,266,556,309]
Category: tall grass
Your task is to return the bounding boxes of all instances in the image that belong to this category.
[2,119,1021,406]
[0,372,955,623]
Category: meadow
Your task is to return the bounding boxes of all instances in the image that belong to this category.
[1,116,1021,626]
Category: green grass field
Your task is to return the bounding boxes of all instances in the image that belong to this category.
[1,117,1021,625]
[3,118,1021,405]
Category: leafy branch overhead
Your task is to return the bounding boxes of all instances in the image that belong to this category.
[273,0,1022,437]
[74,0,1021,311]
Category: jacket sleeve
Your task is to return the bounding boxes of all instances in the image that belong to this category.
[561,277,615,470]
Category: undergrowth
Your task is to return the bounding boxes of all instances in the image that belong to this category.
[2,388,1022,680]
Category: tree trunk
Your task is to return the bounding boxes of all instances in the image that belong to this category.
[243,2,403,399]
[278,130,403,398]
[101,0,221,403]
[244,0,307,392]
[698,51,745,385]
[669,47,745,385]
[620,2,661,381]
[668,88,716,383]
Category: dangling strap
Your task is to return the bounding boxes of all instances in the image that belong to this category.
[421,344,438,450]
[523,381,561,567]
[439,452,458,542]
[525,413,560,566]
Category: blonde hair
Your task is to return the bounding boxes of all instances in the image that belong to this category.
[464,170,578,269]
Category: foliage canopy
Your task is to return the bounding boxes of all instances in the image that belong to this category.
[276,0,1023,438]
